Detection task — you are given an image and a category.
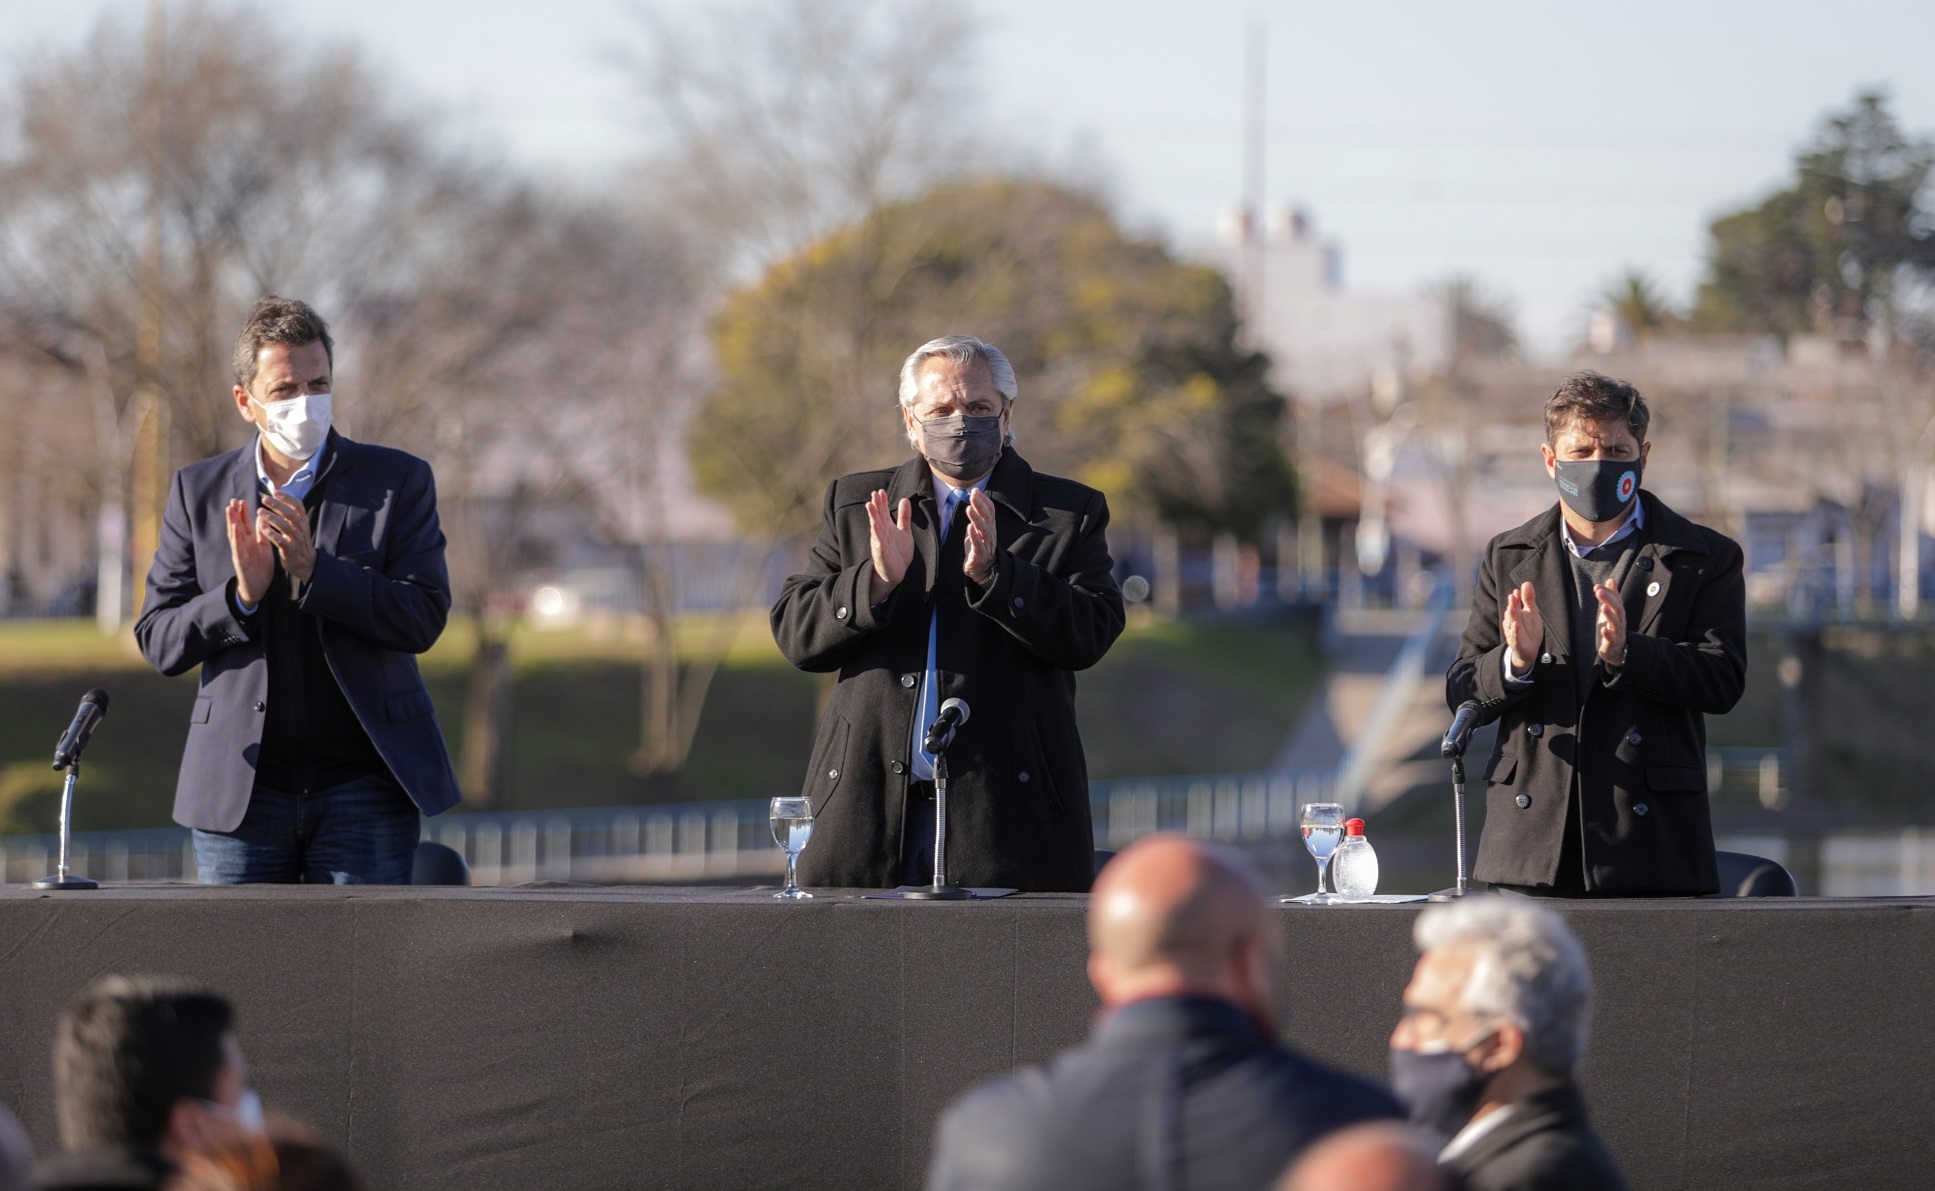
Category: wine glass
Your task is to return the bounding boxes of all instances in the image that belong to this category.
[1299,802,1346,904]
[770,796,815,900]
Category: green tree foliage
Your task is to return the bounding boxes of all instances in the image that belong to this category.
[689,179,1296,542]
[1693,91,1935,341]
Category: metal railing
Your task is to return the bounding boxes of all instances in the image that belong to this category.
[26,747,1935,895]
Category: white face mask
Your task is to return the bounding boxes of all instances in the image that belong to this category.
[253,392,332,461]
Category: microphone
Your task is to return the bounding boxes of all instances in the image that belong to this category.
[1441,699,1481,759]
[52,689,109,771]
[923,697,971,755]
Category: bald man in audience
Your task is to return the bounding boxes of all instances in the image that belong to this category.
[1279,1124,1454,1191]
[926,834,1401,1191]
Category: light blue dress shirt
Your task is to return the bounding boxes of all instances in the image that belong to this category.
[910,477,985,780]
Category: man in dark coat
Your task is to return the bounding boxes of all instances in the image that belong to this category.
[1446,371,1745,896]
[1390,897,1628,1191]
[134,296,461,884]
[928,835,1402,1191]
[771,335,1124,892]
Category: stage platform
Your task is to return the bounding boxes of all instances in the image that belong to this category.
[0,887,1928,1190]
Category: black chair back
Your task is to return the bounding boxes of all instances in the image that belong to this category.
[412,840,471,886]
[1710,850,1797,897]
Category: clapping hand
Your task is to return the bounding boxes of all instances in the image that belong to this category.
[1502,581,1543,678]
[257,491,317,584]
[1593,582,1627,667]
[866,489,914,604]
[226,498,275,607]
[963,488,998,584]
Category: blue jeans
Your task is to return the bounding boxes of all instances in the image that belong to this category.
[194,774,421,885]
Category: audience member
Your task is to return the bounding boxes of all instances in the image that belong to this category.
[927,833,1402,1191]
[35,976,262,1191]
[1390,898,1627,1191]
[0,1103,32,1191]
[1279,1123,1454,1191]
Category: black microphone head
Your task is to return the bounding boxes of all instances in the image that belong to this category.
[939,697,970,726]
[82,689,109,712]
[1456,698,1480,715]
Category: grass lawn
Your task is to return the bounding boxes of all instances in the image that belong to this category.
[0,609,1324,833]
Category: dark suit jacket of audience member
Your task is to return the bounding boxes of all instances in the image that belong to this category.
[1444,1082,1629,1191]
[134,432,462,833]
[927,995,1403,1191]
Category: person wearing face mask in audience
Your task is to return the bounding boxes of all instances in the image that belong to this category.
[1390,898,1628,1191]
[36,976,267,1191]
[135,296,460,884]
[771,335,1125,891]
[1445,371,1746,897]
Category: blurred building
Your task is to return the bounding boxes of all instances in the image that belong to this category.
[1213,203,1452,403]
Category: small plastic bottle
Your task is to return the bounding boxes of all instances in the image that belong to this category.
[1332,817,1379,898]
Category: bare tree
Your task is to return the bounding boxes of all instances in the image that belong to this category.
[620,0,981,273]
[0,2,452,628]
[602,0,986,776]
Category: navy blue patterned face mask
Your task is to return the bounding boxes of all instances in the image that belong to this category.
[1554,458,1640,523]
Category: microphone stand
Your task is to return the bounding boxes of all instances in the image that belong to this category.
[905,724,973,901]
[33,759,98,891]
[1429,723,1474,902]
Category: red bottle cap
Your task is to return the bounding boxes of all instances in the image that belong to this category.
[1345,818,1366,836]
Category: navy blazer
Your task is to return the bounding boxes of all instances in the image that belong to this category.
[134,432,462,831]
[927,996,1403,1191]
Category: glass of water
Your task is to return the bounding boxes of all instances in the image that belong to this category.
[770,796,814,900]
[1300,802,1346,904]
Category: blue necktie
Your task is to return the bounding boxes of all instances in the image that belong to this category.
[913,488,970,778]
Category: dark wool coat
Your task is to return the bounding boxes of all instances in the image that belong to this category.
[1446,492,1746,894]
[771,448,1124,892]
[1445,1083,1631,1191]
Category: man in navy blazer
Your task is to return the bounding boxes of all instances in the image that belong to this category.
[927,835,1402,1191]
[135,296,461,883]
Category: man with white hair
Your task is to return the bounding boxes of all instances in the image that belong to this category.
[1388,897,1628,1191]
[772,335,1125,891]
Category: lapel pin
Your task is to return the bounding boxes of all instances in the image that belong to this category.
[1646,581,1661,597]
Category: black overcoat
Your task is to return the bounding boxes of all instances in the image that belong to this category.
[771,448,1125,891]
[1444,1083,1630,1191]
[1446,492,1746,894]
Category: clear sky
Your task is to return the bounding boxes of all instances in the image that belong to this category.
[5,0,1932,355]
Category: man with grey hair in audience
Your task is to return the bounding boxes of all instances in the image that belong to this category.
[772,334,1125,892]
[1388,897,1627,1191]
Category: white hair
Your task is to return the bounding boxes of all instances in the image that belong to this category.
[897,335,1018,450]
[897,335,1017,409]
[1413,896,1594,1077]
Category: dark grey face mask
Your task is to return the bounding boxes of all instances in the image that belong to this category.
[919,414,1004,482]
[1554,458,1641,523]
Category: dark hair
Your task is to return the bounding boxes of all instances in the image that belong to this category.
[232,296,334,390]
[1543,371,1649,445]
[53,975,235,1152]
